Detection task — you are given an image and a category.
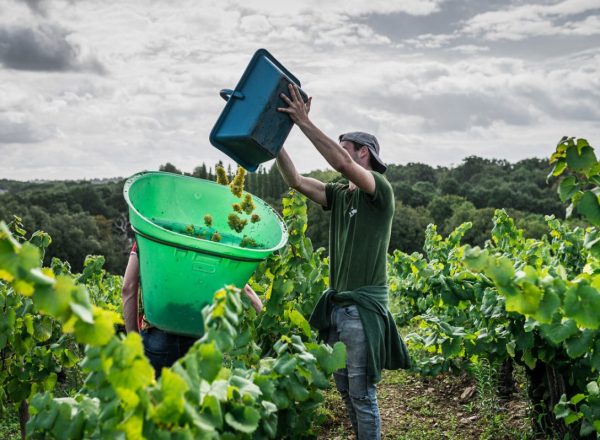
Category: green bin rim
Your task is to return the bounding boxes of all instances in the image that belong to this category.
[123,171,289,257]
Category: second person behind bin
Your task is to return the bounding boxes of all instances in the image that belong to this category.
[121,241,263,378]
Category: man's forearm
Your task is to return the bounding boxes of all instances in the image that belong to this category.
[276,147,328,205]
[276,148,301,189]
[296,119,350,172]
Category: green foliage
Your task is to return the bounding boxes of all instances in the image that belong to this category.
[390,136,600,436]
[391,210,600,432]
[390,203,434,254]
[159,163,183,175]
[249,190,330,350]
[0,219,83,415]
[470,358,500,416]
[0,179,129,273]
[550,137,600,231]
[0,189,345,439]
[0,147,583,436]
[427,194,469,226]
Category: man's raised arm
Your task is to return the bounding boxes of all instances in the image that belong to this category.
[278,84,376,195]
[276,148,327,207]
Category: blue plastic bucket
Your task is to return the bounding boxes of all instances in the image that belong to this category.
[210,48,308,171]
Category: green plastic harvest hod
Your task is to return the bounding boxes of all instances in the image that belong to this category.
[123,172,288,337]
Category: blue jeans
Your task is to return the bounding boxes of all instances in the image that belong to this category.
[141,328,197,378]
[327,305,381,440]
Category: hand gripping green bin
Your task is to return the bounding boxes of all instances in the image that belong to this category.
[124,172,288,337]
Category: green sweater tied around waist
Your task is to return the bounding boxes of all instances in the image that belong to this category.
[308,285,411,383]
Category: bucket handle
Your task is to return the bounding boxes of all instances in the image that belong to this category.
[220,89,245,101]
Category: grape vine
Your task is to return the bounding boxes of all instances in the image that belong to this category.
[0,191,345,439]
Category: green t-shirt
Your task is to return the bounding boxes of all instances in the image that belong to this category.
[324,171,394,291]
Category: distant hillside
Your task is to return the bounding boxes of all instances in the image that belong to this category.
[0,156,566,274]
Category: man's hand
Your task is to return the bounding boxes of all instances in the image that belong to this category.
[278,83,312,127]
[276,83,376,196]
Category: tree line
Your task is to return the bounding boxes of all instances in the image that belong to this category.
[0,156,569,274]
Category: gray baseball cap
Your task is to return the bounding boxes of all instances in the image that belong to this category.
[338,131,387,173]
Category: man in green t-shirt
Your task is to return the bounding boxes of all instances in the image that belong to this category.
[276,84,409,440]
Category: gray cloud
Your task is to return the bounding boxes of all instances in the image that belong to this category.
[21,0,49,16]
[305,49,600,134]
[0,24,105,73]
[0,112,53,144]
[463,0,600,41]
[1,0,599,180]
[364,0,514,41]
[366,0,600,56]
[361,91,537,132]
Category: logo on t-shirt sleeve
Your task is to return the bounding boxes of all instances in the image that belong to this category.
[348,207,358,218]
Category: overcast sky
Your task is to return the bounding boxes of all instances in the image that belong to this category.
[1,0,599,180]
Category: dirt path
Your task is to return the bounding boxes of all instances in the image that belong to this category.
[317,369,531,440]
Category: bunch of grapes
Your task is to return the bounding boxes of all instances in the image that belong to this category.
[197,165,262,246]
[224,167,258,236]
[241,194,255,215]
[215,165,229,185]
[240,236,257,248]
[229,167,246,198]
[227,213,248,233]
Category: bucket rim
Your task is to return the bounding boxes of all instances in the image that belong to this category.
[123,171,289,256]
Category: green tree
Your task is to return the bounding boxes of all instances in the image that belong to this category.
[191,163,208,179]
[392,182,429,207]
[306,203,330,251]
[442,203,495,247]
[158,162,182,174]
[427,194,470,227]
[440,176,460,195]
[386,163,438,185]
[390,203,433,253]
